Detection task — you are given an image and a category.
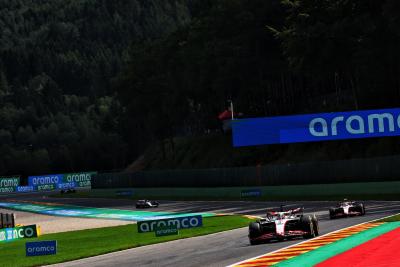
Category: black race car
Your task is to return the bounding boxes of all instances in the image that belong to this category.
[329,200,365,219]
[135,199,159,209]
[248,207,319,245]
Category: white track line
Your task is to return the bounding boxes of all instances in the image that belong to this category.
[226,212,400,267]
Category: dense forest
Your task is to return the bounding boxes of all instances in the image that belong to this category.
[0,0,192,175]
[1,0,400,175]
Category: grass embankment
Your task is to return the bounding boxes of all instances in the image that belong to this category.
[128,134,400,170]
[0,215,252,267]
[53,181,400,201]
[378,214,400,222]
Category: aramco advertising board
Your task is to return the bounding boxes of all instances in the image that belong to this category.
[233,108,400,147]
[28,172,96,190]
[0,177,20,193]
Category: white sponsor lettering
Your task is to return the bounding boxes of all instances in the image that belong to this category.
[18,229,24,238]
[24,227,35,237]
[310,112,399,137]
[368,113,394,133]
[346,115,365,134]
[189,217,199,227]
[181,218,189,228]
[0,178,19,187]
[157,221,167,228]
[139,216,201,233]
[140,223,149,232]
[309,118,328,137]
[28,246,55,253]
[331,116,344,136]
[167,219,180,228]
[0,231,5,241]
[32,176,59,185]
[66,173,91,183]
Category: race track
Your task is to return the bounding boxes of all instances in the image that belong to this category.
[1,193,399,267]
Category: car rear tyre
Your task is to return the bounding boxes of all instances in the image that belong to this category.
[312,215,319,236]
[361,204,366,215]
[301,216,315,239]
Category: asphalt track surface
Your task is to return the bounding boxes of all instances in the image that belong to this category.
[1,193,400,267]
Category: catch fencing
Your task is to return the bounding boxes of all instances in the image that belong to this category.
[92,155,400,188]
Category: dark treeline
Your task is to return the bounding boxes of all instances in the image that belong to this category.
[117,0,400,165]
[1,0,400,175]
[0,0,192,175]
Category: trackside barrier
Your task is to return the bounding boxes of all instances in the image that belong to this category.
[93,155,400,188]
[5,155,400,191]
[0,171,96,195]
[0,213,15,229]
[0,224,39,242]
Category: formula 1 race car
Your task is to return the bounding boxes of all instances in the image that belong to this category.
[135,199,159,209]
[329,200,365,219]
[248,207,319,245]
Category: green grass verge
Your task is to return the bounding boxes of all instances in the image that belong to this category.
[0,215,252,267]
[378,213,400,222]
[53,181,400,201]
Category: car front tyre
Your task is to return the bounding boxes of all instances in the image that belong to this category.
[329,208,336,220]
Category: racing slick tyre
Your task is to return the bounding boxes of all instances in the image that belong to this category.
[250,239,260,245]
[249,222,262,236]
[301,215,316,239]
[360,204,366,215]
[329,208,336,220]
[312,214,319,236]
[249,222,262,245]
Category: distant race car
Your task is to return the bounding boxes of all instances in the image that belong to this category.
[248,207,319,245]
[329,200,365,219]
[135,199,159,209]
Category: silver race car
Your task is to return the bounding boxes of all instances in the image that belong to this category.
[135,199,159,209]
[329,200,365,219]
[248,207,319,245]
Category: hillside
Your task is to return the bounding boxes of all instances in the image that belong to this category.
[126,133,400,170]
[0,0,193,175]
[119,0,400,171]
[1,0,400,176]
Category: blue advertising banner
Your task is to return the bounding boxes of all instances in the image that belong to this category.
[26,240,57,256]
[57,182,76,190]
[116,190,133,197]
[233,108,400,147]
[240,189,262,198]
[16,186,34,193]
[138,215,203,233]
[28,174,62,191]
